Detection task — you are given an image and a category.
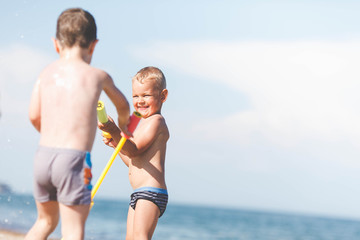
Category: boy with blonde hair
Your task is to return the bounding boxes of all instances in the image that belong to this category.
[99,66,169,239]
[27,8,130,240]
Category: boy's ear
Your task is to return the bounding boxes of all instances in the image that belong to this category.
[160,89,168,103]
[89,39,99,55]
[51,37,60,53]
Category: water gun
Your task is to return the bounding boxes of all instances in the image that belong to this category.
[91,100,141,207]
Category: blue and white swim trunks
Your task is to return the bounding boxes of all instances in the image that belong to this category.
[130,187,168,218]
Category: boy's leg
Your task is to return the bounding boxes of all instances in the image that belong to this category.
[133,199,160,240]
[59,203,90,240]
[25,201,59,240]
[126,206,135,240]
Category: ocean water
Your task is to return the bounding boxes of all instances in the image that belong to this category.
[1,193,360,240]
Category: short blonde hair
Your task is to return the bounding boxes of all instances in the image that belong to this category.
[132,66,166,90]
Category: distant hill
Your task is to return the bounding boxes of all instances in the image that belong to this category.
[0,183,12,194]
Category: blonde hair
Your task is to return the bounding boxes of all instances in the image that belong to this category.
[132,66,166,90]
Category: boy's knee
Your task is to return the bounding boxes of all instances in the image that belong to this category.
[62,230,85,240]
[133,232,152,240]
[46,217,58,230]
[37,216,58,233]
[134,236,151,240]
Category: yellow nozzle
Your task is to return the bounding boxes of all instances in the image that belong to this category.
[102,132,112,139]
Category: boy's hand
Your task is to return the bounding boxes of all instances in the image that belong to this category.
[98,116,121,143]
[102,133,117,148]
[118,116,133,138]
[98,115,118,133]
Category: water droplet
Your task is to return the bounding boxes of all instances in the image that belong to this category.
[4,219,8,223]
[20,35,25,39]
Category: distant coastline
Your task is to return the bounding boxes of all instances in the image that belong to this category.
[0,183,12,194]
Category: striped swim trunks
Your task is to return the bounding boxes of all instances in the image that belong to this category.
[130,187,168,218]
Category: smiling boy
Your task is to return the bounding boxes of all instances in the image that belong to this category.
[99,66,169,239]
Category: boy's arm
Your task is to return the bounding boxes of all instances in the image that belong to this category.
[121,115,167,158]
[98,116,130,167]
[29,79,41,132]
[98,115,122,145]
[102,74,131,136]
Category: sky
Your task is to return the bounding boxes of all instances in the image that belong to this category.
[1,0,360,220]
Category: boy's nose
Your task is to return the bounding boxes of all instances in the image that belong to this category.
[137,97,145,104]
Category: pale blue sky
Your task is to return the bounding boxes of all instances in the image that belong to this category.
[1,0,360,220]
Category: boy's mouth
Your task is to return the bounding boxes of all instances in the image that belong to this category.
[136,106,148,111]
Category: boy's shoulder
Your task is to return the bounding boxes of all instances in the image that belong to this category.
[38,61,111,89]
[143,114,169,134]
[64,59,111,79]
[89,65,111,79]
[146,114,167,125]
[44,58,108,74]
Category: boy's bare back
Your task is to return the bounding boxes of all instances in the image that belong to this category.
[29,8,129,153]
[31,57,115,152]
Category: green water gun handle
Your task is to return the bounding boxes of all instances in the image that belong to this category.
[97,101,112,138]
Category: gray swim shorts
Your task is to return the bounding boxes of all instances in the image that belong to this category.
[33,146,92,205]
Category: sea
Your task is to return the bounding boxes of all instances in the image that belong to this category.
[1,193,360,240]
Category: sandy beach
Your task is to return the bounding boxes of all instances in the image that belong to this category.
[0,230,25,240]
[0,230,59,240]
